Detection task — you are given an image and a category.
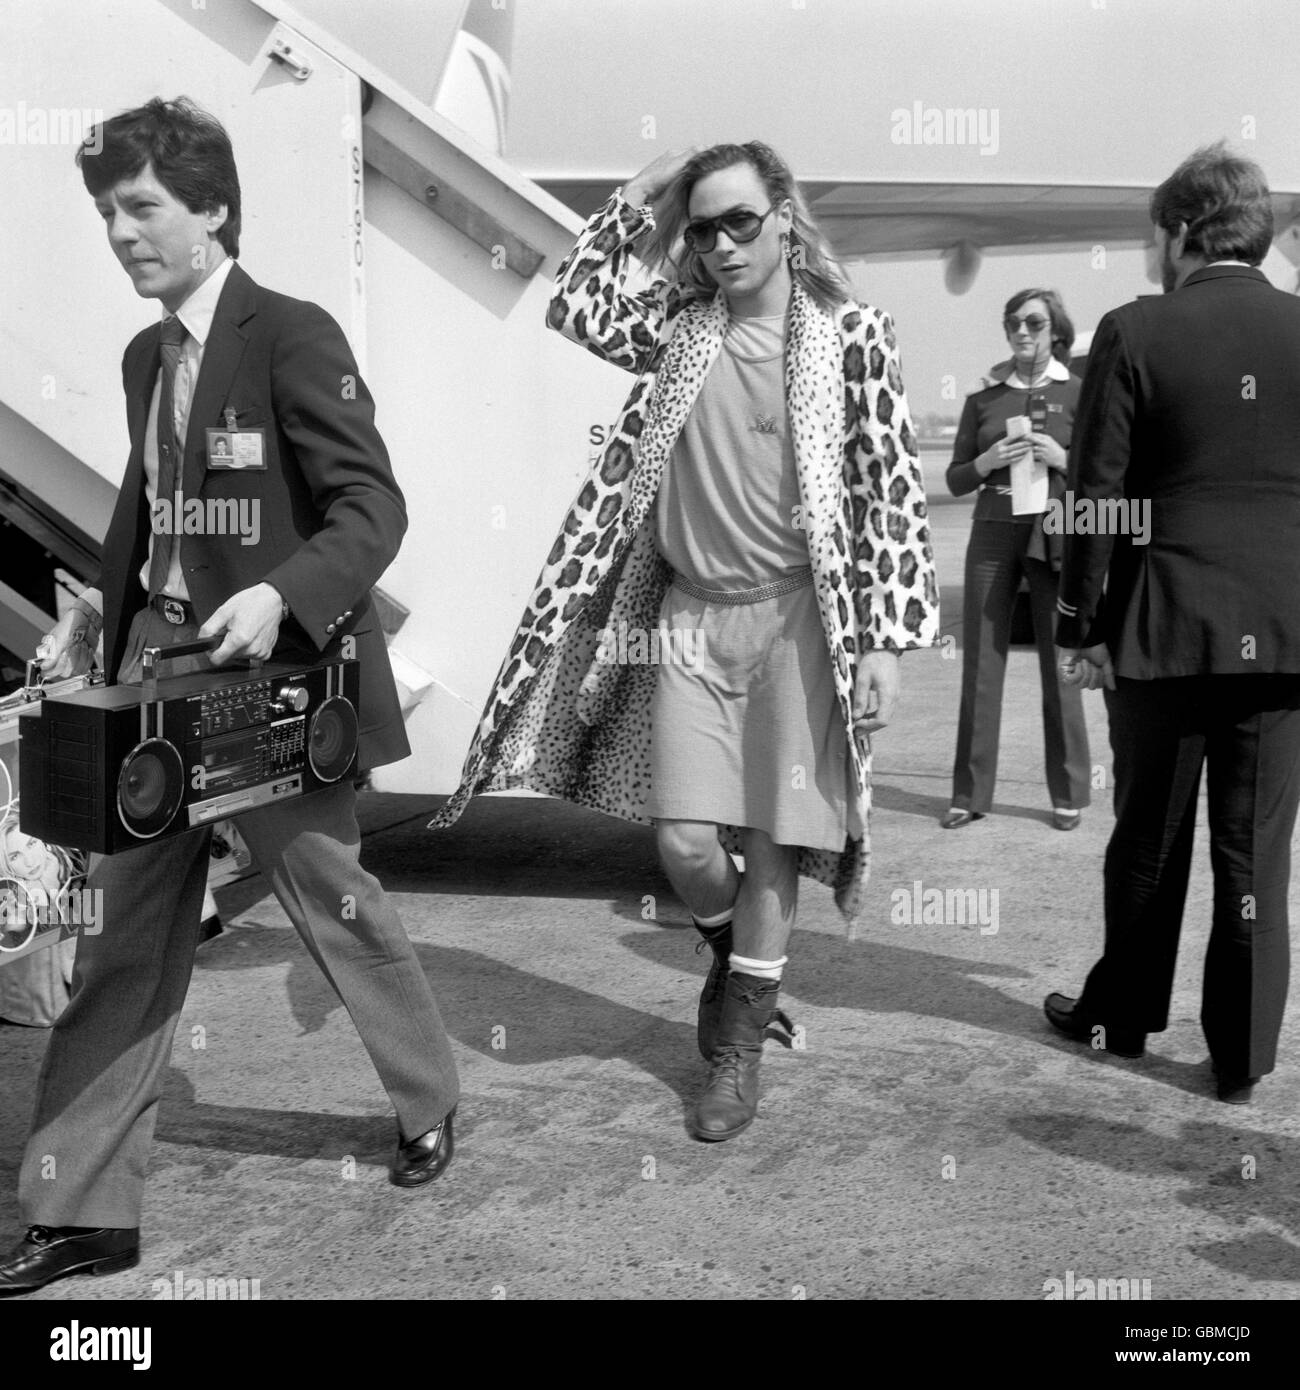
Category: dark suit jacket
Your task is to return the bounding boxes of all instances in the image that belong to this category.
[1056,264,1300,678]
[95,261,410,769]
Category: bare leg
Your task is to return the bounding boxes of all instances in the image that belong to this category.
[656,818,740,919]
[732,827,798,960]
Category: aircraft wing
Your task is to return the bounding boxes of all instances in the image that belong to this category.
[537,177,1300,260]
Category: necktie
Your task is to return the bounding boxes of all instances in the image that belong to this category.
[148,315,187,597]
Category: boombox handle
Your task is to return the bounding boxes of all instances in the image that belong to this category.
[21,660,105,703]
[140,639,263,703]
[22,660,46,701]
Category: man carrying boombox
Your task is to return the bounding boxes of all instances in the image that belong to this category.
[0,97,459,1297]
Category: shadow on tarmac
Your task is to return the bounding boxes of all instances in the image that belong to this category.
[1008,1112,1300,1281]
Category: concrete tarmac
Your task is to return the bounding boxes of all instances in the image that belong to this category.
[3,492,1299,1303]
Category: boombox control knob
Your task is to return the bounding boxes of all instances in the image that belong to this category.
[271,684,310,715]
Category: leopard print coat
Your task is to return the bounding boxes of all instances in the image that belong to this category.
[431,191,940,931]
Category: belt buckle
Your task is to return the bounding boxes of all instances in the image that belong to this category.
[162,597,186,626]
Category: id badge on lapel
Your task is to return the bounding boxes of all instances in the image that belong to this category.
[207,408,267,470]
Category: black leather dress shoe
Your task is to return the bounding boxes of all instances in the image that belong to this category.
[0,1226,139,1296]
[390,1106,456,1188]
[1043,992,1146,1058]
[1212,1066,1259,1105]
[940,809,983,829]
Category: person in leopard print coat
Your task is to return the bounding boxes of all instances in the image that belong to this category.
[433,143,939,1140]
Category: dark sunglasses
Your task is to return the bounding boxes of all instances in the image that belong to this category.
[684,204,778,253]
[1004,314,1050,333]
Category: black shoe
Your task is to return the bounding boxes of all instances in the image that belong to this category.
[940,808,983,829]
[1043,992,1146,1058]
[390,1106,456,1187]
[1211,1065,1259,1105]
[0,1225,139,1296]
[1052,808,1082,831]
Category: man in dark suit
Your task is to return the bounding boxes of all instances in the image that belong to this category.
[1045,142,1300,1104]
[0,98,459,1296]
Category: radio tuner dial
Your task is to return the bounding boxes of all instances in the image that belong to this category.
[270,683,310,715]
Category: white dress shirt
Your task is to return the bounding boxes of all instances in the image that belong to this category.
[139,255,236,600]
[75,256,235,620]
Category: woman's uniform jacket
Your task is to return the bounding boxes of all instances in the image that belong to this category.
[432,191,940,929]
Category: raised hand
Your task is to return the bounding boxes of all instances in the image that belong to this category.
[623,148,702,209]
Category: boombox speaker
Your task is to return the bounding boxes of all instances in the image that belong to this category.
[19,639,360,854]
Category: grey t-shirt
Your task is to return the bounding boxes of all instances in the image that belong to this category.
[656,312,808,588]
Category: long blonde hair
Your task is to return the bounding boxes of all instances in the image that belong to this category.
[639,141,852,313]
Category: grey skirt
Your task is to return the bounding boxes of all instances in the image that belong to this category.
[646,578,849,850]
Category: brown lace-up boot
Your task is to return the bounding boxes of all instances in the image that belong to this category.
[691,971,783,1141]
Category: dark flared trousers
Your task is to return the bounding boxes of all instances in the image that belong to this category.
[1079,674,1300,1077]
[950,519,1091,813]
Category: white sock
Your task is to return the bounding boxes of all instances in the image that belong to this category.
[729,953,786,981]
[692,905,734,930]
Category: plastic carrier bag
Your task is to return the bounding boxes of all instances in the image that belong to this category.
[0,670,86,1026]
[0,815,82,1028]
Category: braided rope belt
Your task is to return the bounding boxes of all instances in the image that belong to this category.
[671,565,813,606]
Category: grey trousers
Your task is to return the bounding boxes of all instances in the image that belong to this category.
[17,606,459,1227]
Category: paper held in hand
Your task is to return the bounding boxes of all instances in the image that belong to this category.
[1006,414,1048,515]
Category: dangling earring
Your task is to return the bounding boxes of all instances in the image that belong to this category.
[781,233,792,260]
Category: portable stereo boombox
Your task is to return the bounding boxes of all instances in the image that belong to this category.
[18,639,361,854]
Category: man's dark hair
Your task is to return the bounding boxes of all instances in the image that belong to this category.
[77,96,241,257]
[1149,140,1273,265]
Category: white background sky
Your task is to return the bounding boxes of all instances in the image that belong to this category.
[505,0,1300,418]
